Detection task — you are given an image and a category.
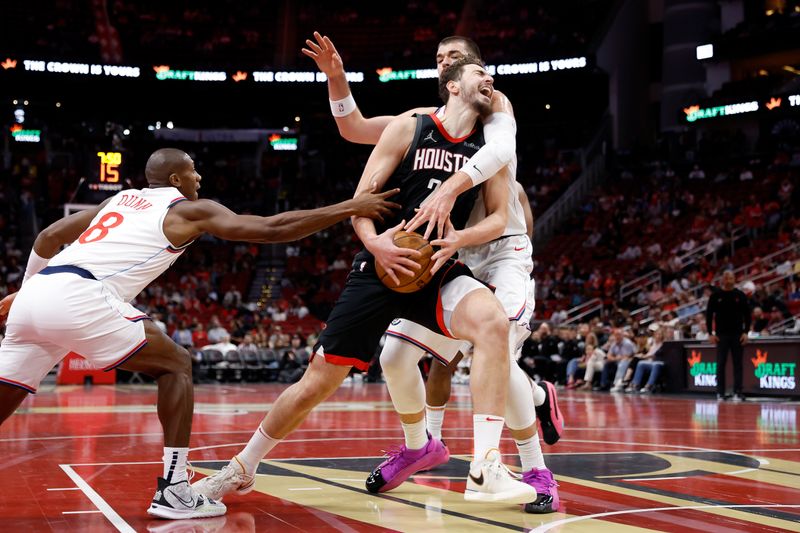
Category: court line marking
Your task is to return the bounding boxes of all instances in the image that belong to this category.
[726,468,758,475]
[622,476,687,481]
[4,427,799,442]
[288,487,322,491]
[59,465,136,533]
[530,504,800,532]
[62,510,103,514]
[65,441,789,466]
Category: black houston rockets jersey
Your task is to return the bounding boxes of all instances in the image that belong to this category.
[373,112,485,239]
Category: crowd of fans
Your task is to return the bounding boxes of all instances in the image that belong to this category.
[534,142,800,323]
[5,0,611,68]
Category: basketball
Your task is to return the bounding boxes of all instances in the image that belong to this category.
[375,231,435,293]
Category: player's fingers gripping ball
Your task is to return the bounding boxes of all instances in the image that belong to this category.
[376,231,435,293]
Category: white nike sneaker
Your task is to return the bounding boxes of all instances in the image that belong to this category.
[464,449,537,504]
[192,457,256,501]
[147,477,226,519]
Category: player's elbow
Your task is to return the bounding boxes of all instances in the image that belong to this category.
[36,223,70,251]
[488,138,516,166]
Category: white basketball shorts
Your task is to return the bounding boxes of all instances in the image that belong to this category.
[386,234,535,363]
[0,269,148,393]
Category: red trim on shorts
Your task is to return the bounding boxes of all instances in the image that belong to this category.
[386,330,450,365]
[435,262,459,339]
[429,113,476,143]
[102,338,148,371]
[509,301,526,321]
[0,377,36,394]
[314,351,370,372]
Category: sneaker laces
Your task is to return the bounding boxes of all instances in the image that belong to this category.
[186,461,196,483]
[487,455,521,481]
[380,445,406,464]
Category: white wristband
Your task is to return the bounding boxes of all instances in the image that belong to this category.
[22,249,49,284]
[330,94,357,117]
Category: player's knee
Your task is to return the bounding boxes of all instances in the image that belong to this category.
[475,306,509,343]
[380,340,417,377]
[166,345,193,377]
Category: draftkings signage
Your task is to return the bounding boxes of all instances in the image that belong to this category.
[684,341,799,396]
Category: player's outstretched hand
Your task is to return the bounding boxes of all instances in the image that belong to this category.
[405,186,456,241]
[0,292,18,319]
[301,31,344,77]
[368,220,422,287]
[351,185,401,223]
[429,219,462,275]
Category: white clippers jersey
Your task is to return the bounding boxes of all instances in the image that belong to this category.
[48,187,191,302]
[464,154,527,237]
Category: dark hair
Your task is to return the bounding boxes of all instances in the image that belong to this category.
[437,55,485,103]
[438,36,482,60]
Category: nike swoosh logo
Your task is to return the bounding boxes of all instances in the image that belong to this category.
[469,471,484,485]
[514,246,526,251]
[169,489,196,508]
[485,416,504,421]
[474,164,483,176]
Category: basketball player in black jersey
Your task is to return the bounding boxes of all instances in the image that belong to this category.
[194,57,537,505]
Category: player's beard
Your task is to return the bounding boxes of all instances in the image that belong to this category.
[468,86,493,116]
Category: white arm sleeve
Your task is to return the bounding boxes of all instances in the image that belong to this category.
[22,249,49,284]
[460,112,516,186]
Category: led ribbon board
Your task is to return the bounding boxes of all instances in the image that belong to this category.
[376,57,588,82]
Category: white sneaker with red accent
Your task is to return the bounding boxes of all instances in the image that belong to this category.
[464,449,537,504]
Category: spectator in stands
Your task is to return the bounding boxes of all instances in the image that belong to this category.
[576,342,606,390]
[192,322,209,347]
[288,333,310,362]
[535,323,561,382]
[151,312,168,334]
[688,165,706,180]
[171,320,194,349]
[207,315,229,343]
[626,328,665,393]
[695,320,710,340]
[201,333,238,354]
[223,288,242,308]
[599,328,637,391]
[277,349,304,383]
[237,334,259,354]
[751,307,768,334]
[550,308,568,325]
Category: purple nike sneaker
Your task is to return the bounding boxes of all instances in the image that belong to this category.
[522,468,560,513]
[365,436,449,493]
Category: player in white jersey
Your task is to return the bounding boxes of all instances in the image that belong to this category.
[302,33,563,513]
[0,148,399,520]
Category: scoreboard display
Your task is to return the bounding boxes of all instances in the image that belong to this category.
[88,151,123,193]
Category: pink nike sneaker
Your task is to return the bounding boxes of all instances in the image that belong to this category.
[365,435,449,493]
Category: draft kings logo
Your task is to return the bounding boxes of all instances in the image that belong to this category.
[688,351,716,387]
[752,350,796,390]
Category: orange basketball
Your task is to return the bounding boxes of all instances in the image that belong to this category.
[375,231,435,293]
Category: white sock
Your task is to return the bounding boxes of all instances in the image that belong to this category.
[401,418,429,450]
[473,414,504,461]
[532,382,546,407]
[163,447,189,483]
[425,404,446,440]
[515,436,546,471]
[236,425,281,475]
